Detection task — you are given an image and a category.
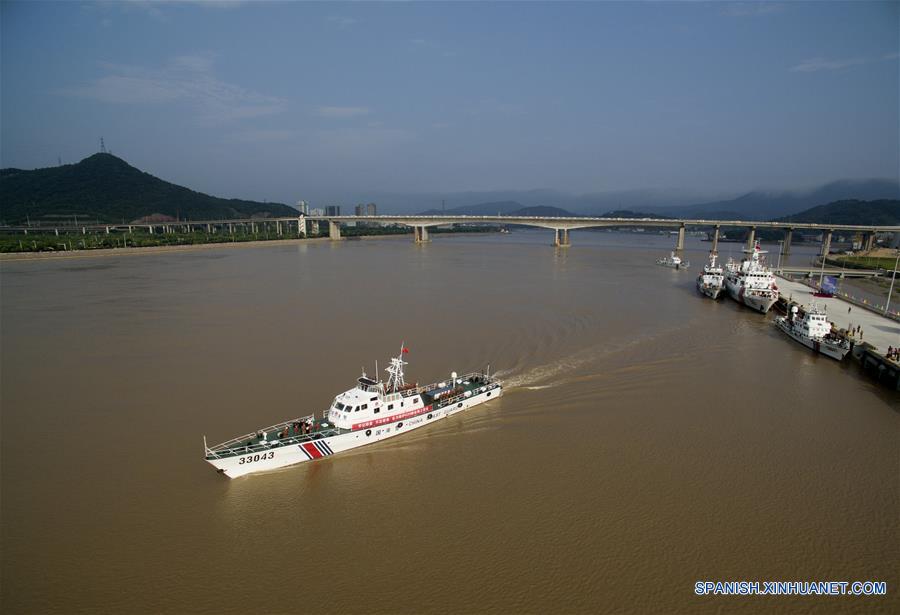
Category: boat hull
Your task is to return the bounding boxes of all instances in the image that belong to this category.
[775,319,850,361]
[207,386,501,478]
[697,281,724,300]
[725,280,777,313]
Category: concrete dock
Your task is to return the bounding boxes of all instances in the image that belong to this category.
[777,276,900,352]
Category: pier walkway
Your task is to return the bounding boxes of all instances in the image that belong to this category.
[776,276,900,352]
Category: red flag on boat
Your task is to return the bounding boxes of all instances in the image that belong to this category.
[402,347,410,353]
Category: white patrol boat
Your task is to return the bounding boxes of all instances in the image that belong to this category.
[696,252,724,300]
[724,242,778,313]
[774,304,851,361]
[204,347,502,478]
[657,251,690,270]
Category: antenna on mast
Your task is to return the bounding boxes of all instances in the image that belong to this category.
[385,343,408,392]
[99,137,107,154]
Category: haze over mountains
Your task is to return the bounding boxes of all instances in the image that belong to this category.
[1,153,898,225]
[402,179,899,220]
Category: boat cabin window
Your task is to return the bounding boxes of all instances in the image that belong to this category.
[374,408,380,414]
[354,406,360,412]
[370,397,378,402]
[335,402,346,411]
[388,404,394,410]
[362,404,368,410]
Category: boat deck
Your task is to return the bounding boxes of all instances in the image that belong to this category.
[205,416,348,460]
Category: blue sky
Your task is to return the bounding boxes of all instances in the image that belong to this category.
[2,1,898,207]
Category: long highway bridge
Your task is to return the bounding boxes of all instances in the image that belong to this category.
[4,214,899,260]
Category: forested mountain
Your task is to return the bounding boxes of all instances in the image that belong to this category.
[0,153,297,224]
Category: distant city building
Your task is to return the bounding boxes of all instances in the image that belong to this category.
[366,202,377,216]
[354,204,365,216]
[296,200,310,215]
[309,208,325,216]
[325,205,341,216]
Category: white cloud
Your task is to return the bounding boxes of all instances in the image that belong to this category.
[227,129,301,144]
[315,126,415,155]
[721,2,784,17]
[63,55,286,122]
[790,57,867,72]
[326,15,357,28]
[316,106,370,118]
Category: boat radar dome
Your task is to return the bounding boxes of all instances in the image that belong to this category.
[451,371,457,379]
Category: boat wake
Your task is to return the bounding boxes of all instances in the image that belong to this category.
[498,317,713,392]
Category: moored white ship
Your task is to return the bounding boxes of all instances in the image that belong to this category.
[696,252,724,300]
[204,346,502,478]
[774,304,851,361]
[724,242,778,313]
[657,251,689,270]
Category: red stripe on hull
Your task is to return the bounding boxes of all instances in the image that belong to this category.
[302,442,323,459]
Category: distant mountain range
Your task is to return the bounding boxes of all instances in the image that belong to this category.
[379,178,900,219]
[0,153,297,224]
[773,199,900,226]
[418,202,579,217]
[651,179,900,221]
[3,153,897,226]
[420,199,898,228]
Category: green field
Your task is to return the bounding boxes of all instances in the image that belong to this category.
[829,254,900,271]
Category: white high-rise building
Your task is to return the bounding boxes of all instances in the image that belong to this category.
[296,200,310,215]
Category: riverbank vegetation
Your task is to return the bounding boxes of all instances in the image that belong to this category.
[0,224,499,253]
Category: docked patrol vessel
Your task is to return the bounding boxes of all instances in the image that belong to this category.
[774,304,851,361]
[696,252,724,299]
[204,347,502,478]
[724,242,778,313]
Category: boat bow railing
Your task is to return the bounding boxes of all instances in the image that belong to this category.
[205,414,344,460]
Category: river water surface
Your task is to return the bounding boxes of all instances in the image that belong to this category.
[2,231,897,614]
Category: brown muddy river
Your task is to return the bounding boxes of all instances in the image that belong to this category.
[2,231,897,613]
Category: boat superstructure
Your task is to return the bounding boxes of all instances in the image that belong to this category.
[774,304,851,361]
[696,252,724,299]
[724,242,778,313]
[204,347,502,478]
[657,251,690,270]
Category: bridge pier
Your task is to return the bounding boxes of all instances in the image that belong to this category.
[781,228,793,263]
[328,220,341,240]
[554,228,570,247]
[746,226,756,250]
[276,221,282,236]
[710,225,720,253]
[414,226,430,243]
[676,223,685,252]
[863,232,876,252]
[298,216,307,237]
[821,230,833,257]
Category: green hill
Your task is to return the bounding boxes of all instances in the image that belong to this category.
[0,153,297,224]
[774,199,900,226]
